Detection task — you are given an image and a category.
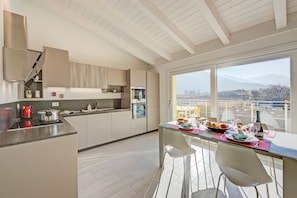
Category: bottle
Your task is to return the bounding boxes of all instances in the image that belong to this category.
[255,110,264,138]
[87,104,92,110]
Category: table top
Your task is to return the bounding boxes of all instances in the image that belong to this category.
[159,121,297,160]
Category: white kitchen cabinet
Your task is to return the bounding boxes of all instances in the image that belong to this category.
[65,116,88,150]
[147,71,160,131]
[111,111,131,140]
[130,69,146,87]
[107,68,127,86]
[42,46,70,87]
[131,118,147,135]
[0,135,78,198]
[87,113,112,147]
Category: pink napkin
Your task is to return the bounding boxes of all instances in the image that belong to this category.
[163,124,204,134]
[213,133,271,151]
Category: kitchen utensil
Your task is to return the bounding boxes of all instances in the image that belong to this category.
[38,109,59,121]
[21,105,33,119]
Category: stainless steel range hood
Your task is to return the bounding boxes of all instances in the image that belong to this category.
[3,10,44,82]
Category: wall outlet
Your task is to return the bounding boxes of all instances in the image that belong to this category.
[52,102,59,107]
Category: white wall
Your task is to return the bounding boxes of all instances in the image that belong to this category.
[0,0,148,104]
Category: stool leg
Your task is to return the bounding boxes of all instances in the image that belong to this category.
[194,154,199,191]
[165,157,175,198]
[216,173,224,198]
[254,186,259,198]
[208,141,215,187]
[201,142,208,188]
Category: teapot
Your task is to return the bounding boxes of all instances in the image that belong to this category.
[21,106,33,119]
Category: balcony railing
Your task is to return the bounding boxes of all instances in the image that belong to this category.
[175,99,290,132]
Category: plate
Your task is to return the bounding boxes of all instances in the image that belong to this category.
[179,126,194,130]
[207,126,227,132]
[225,133,255,143]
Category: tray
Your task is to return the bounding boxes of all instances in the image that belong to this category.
[207,126,227,132]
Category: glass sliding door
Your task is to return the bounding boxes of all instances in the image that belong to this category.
[217,58,290,132]
[172,69,211,120]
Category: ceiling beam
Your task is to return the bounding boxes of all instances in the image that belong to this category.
[83,0,172,61]
[132,0,195,54]
[30,0,155,65]
[273,0,287,29]
[194,0,230,45]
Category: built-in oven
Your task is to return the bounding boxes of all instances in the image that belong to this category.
[131,87,146,103]
[132,102,146,119]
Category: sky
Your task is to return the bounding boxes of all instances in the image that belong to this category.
[217,57,290,78]
[175,57,290,94]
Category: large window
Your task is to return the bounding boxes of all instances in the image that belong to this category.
[173,69,210,119]
[217,58,290,132]
[172,57,290,132]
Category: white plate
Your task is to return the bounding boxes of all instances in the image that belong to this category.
[179,126,193,130]
[225,133,255,143]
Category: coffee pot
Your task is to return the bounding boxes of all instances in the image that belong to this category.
[21,106,33,119]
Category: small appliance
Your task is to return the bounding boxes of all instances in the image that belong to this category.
[21,105,33,119]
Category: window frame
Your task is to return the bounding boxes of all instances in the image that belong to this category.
[168,51,297,132]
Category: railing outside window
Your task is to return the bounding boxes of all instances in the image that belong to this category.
[175,98,290,132]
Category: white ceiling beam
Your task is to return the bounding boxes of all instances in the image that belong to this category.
[30,0,155,65]
[194,0,230,45]
[273,0,287,29]
[132,0,195,54]
[83,0,172,61]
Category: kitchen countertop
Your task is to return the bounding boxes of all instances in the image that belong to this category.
[61,108,130,117]
[0,108,130,148]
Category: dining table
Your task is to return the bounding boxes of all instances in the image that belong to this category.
[158,121,297,198]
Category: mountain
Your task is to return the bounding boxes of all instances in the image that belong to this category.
[176,73,289,94]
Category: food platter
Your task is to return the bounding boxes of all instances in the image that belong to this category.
[207,126,227,132]
[206,121,228,132]
[225,133,255,143]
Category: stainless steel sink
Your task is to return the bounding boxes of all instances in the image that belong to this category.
[81,108,115,113]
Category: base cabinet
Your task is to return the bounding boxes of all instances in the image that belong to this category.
[65,116,88,150]
[131,118,147,135]
[0,135,78,198]
[111,111,131,140]
[87,113,112,147]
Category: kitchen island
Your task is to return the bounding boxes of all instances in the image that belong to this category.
[0,120,78,198]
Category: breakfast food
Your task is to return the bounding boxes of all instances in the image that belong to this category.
[177,118,188,125]
[177,118,184,124]
[207,121,228,130]
[219,123,228,129]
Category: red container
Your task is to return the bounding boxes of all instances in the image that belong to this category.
[21,106,33,119]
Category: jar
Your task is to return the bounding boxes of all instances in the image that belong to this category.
[25,90,32,98]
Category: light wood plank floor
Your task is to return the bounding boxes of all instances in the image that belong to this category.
[78,131,283,198]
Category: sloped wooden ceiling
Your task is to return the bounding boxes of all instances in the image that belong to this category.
[28,0,297,66]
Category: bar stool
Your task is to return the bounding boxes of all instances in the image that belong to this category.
[156,129,199,198]
[215,142,272,197]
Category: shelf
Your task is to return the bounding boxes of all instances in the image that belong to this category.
[33,80,43,83]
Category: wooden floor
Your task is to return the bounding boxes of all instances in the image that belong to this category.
[78,131,283,198]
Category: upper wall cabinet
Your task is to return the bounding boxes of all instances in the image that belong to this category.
[107,68,127,86]
[42,47,70,87]
[130,69,146,87]
[69,62,107,89]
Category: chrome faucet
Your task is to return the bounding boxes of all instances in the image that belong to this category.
[94,100,99,109]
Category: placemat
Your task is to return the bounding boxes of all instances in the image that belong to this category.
[162,124,204,135]
[213,133,271,151]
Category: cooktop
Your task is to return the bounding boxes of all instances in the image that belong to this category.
[9,118,63,130]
